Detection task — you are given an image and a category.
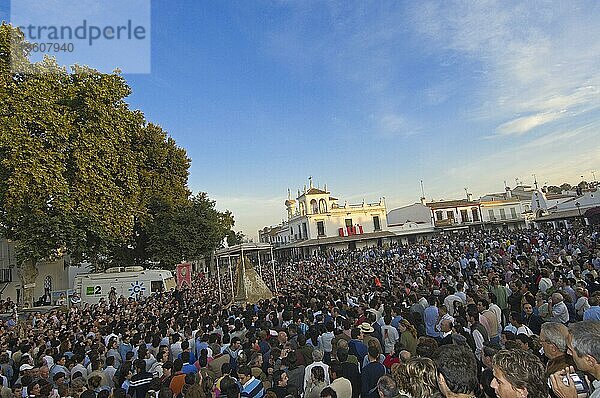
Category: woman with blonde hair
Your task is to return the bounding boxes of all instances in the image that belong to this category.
[400,357,443,398]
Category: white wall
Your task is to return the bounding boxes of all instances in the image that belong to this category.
[480,201,525,223]
[554,191,600,211]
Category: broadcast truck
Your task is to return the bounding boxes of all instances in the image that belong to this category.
[73,266,176,305]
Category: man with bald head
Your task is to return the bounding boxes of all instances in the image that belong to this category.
[439,320,454,346]
[549,293,569,324]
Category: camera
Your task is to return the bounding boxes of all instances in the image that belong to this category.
[548,372,589,394]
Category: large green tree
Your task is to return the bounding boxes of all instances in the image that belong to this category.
[0,24,144,305]
[1,24,239,298]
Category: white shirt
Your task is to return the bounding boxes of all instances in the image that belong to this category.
[539,278,553,294]
[590,379,600,398]
[575,297,590,316]
[472,329,485,360]
[304,361,330,390]
[550,301,569,324]
[516,325,533,337]
[489,303,503,331]
[381,325,399,354]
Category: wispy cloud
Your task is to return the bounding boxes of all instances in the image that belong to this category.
[429,119,600,200]
[410,1,600,137]
[494,111,564,136]
[377,113,419,138]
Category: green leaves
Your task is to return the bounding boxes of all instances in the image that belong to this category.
[0,23,236,271]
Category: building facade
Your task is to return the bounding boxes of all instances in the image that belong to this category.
[259,181,393,257]
[386,203,436,243]
[426,199,482,230]
[0,238,89,304]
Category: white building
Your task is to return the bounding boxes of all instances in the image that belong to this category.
[0,239,89,305]
[532,188,600,228]
[386,203,436,243]
[531,189,576,215]
[259,180,394,257]
[426,199,482,231]
[479,199,527,229]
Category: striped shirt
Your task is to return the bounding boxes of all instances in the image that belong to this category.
[242,376,265,398]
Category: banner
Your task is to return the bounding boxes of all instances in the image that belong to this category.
[176,262,192,288]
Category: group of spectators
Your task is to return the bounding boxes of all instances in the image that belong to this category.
[0,224,599,398]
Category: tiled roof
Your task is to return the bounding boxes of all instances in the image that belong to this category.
[301,187,328,195]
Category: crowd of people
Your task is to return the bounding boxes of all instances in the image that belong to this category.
[0,224,599,398]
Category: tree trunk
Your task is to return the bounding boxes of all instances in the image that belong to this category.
[18,258,39,308]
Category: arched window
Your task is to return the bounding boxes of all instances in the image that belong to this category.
[310,199,318,214]
[319,199,327,213]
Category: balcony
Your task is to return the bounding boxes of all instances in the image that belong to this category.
[434,219,455,227]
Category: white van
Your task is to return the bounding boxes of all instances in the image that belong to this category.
[73,266,177,305]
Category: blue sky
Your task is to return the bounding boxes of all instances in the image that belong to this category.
[4,1,600,238]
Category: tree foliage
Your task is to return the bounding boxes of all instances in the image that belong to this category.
[0,23,236,275]
[546,186,562,194]
[560,183,572,192]
[143,193,235,267]
[1,24,141,266]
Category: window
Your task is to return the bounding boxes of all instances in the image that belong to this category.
[373,216,381,231]
[151,281,163,292]
[472,208,479,221]
[317,221,325,236]
[302,223,308,239]
[345,219,353,227]
[510,207,517,219]
[436,211,443,221]
[460,209,469,222]
[447,211,454,220]
[319,199,327,213]
[500,208,506,220]
[310,199,318,214]
[488,209,495,220]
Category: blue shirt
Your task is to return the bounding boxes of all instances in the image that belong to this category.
[182,363,197,374]
[583,306,600,321]
[424,306,439,338]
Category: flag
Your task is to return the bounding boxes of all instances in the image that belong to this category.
[176,262,192,288]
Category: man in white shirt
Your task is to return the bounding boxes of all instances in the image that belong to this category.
[104,356,118,389]
[381,315,399,355]
[549,293,569,324]
[539,269,553,293]
[435,306,455,335]
[170,334,183,362]
[509,312,533,337]
[303,349,330,391]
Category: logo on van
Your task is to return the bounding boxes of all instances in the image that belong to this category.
[128,281,146,297]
